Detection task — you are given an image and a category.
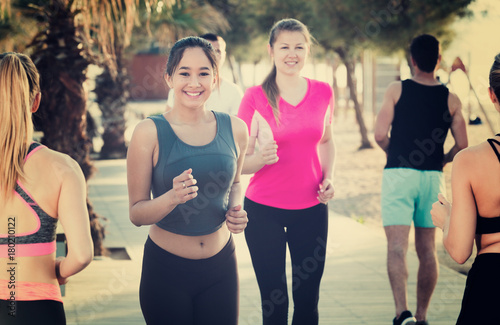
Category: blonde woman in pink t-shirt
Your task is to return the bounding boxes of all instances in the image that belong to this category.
[237,18,335,325]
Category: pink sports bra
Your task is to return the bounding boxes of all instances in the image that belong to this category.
[0,143,58,258]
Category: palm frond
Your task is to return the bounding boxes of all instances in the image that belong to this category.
[152,0,228,49]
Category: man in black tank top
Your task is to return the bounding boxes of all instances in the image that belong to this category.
[374,34,468,325]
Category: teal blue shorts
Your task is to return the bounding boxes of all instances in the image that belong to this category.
[381,168,445,228]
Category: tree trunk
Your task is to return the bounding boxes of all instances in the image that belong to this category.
[329,59,340,116]
[336,48,373,149]
[95,49,129,159]
[253,61,258,86]
[226,49,239,84]
[237,61,244,90]
[29,0,106,256]
[227,52,243,89]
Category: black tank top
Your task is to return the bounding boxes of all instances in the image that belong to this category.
[385,79,451,171]
[476,134,500,235]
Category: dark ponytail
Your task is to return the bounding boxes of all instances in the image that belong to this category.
[489,53,500,101]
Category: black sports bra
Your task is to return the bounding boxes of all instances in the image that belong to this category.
[475,134,500,235]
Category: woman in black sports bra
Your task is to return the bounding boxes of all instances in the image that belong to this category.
[431,53,500,324]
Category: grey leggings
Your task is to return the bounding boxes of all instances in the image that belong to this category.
[139,236,238,325]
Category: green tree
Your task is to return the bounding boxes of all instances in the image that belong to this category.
[204,0,258,86]
[308,0,374,149]
[147,0,228,50]
[222,0,320,87]
[309,0,474,149]
[353,0,474,74]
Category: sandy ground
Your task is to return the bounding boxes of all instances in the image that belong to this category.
[330,105,498,275]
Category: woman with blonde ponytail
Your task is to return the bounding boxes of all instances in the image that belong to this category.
[238,18,336,324]
[0,54,35,199]
[0,53,93,325]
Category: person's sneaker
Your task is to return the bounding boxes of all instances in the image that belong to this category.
[393,310,417,325]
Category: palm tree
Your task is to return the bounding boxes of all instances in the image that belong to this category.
[94,49,130,159]
[0,0,45,52]
[93,0,137,159]
[0,0,108,254]
[27,0,107,255]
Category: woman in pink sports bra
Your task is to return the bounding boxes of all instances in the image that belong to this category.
[0,53,93,325]
[431,54,500,324]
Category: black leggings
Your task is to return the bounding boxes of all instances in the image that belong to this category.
[244,198,328,325]
[0,299,65,325]
[139,235,238,325]
[456,253,500,324]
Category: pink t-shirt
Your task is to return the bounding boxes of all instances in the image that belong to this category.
[238,78,334,209]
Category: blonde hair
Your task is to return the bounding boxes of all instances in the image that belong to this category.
[262,18,312,123]
[0,53,40,199]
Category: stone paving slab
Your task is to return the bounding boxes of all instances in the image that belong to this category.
[63,159,467,324]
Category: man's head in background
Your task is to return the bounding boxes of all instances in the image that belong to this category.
[200,33,227,68]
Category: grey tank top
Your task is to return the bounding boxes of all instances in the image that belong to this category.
[149,111,237,236]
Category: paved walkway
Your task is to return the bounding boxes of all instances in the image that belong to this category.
[63,159,467,325]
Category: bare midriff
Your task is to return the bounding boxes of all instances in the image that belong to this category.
[149,222,230,260]
[477,233,500,255]
[0,253,61,302]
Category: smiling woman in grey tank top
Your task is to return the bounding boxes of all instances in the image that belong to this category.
[126,36,249,325]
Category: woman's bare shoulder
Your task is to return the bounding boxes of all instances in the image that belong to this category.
[229,115,249,150]
[230,115,247,131]
[454,140,495,167]
[132,117,157,137]
[36,147,84,179]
